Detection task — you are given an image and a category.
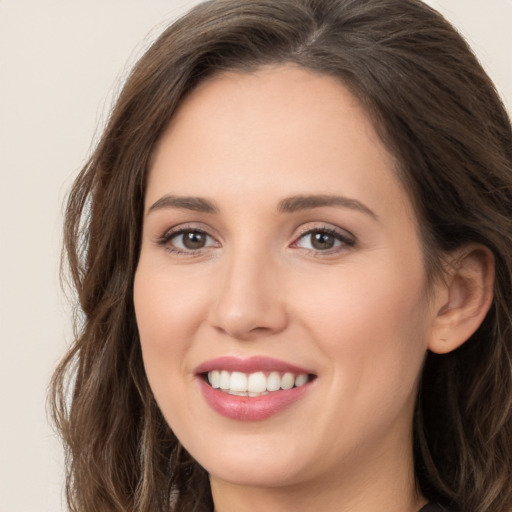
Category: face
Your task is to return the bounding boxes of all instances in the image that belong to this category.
[134,66,437,494]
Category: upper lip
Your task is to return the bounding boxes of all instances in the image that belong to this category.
[194,356,315,376]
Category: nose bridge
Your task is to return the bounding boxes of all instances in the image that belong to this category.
[209,239,287,339]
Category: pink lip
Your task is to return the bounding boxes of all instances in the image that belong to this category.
[194,356,313,375]
[195,356,316,421]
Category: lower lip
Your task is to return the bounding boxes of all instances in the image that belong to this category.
[198,378,311,421]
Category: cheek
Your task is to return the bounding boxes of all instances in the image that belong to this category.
[134,261,209,347]
[293,265,430,459]
[293,256,431,398]
[133,263,208,411]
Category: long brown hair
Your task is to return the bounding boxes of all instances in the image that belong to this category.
[49,1,512,511]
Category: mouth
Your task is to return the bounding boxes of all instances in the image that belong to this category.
[202,370,314,397]
[195,356,317,421]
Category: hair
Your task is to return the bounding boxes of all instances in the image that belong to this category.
[49,0,512,511]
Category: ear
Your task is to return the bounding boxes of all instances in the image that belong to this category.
[428,244,495,354]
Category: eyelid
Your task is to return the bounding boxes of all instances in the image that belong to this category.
[295,222,354,238]
[153,221,355,256]
[291,223,356,252]
[156,223,221,254]
[157,222,216,241]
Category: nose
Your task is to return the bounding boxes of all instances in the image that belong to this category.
[207,249,288,341]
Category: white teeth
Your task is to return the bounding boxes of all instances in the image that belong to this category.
[281,372,295,390]
[267,371,281,391]
[228,390,247,396]
[210,370,220,388]
[247,371,267,393]
[219,370,230,390]
[207,370,310,395]
[230,372,247,392]
[295,374,308,387]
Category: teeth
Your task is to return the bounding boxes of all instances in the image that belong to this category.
[228,390,248,396]
[207,370,310,395]
[281,372,294,390]
[267,371,281,391]
[230,372,247,392]
[219,370,230,390]
[295,374,308,387]
[210,370,220,388]
[247,372,267,393]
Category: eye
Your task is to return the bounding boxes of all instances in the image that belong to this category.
[159,227,218,253]
[293,227,355,252]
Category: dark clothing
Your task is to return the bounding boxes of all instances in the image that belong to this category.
[419,504,453,512]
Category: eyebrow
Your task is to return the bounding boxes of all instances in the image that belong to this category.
[147,193,377,219]
[147,195,219,214]
[277,194,378,219]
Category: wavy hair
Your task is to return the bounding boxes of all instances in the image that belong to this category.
[49,0,512,511]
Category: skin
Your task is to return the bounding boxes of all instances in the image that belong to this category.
[133,65,492,512]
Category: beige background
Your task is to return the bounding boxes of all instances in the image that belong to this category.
[0,1,510,511]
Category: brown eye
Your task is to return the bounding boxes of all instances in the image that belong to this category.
[181,231,207,249]
[294,227,355,252]
[310,231,336,250]
[163,229,217,253]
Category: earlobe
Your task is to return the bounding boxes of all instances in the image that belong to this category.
[428,245,495,354]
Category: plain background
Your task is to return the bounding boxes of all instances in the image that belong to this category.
[0,1,511,511]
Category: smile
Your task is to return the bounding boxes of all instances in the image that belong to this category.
[195,356,316,421]
[207,370,310,396]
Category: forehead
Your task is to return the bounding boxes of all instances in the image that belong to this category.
[147,65,413,222]
[158,65,379,164]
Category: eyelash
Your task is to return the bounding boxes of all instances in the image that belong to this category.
[157,225,218,255]
[156,224,356,256]
[292,226,356,254]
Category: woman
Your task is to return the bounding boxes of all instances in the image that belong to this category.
[50,0,512,511]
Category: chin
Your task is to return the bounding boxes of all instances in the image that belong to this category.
[205,458,305,489]
[185,431,311,488]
